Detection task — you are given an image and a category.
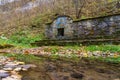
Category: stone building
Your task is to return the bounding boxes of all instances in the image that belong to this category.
[45,14,120,40]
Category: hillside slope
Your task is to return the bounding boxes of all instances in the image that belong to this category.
[0,0,119,37]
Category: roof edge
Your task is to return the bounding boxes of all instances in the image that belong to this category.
[46,13,120,25]
[45,15,72,25]
[73,13,120,22]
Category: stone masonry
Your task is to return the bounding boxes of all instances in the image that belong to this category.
[45,14,120,40]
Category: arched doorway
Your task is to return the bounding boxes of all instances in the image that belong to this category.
[57,28,64,37]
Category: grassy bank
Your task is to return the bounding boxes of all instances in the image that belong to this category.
[1,37,120,53]
[0,32,120,64]
[85,45,120,52]
[2,53,41,63]
[0,31,44,48]
[2,53,120,64]
[32,44,120,52]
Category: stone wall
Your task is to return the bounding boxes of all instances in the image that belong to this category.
[45,16,73,39]
[45,14,120,40]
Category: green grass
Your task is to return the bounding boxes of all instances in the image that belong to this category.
[85,45,120,52]
[45,45,120,53]
[89,56,120,64]
[1,36,120,53]
[0,31,44,48]
[3,53,41,62]
[0,38,31,48]
[104,57,120,63]
[2,52,120,64]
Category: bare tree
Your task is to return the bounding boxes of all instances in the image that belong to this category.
[72,0,86,19]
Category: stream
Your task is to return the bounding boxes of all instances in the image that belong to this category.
[21,57,120,80]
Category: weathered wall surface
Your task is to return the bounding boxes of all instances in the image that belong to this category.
[45,16,73,39]
[46,14,120,40]
[72,15,120,39]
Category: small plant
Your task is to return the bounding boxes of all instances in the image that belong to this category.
[51,48,59,54]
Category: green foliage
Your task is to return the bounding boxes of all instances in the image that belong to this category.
[0,31,44,48]
[10,32,43,44]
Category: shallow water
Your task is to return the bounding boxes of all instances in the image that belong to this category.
[21,58,120,80]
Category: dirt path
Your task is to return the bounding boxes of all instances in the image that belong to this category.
[21,58,120,80]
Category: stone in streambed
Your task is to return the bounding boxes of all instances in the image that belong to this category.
[14,67,22,72]
[2,74,22,80]
[3,68,13,71]
[71,72,84,79]
[0,70,10,78]
[16,62,25,65]
[4,63,17,68]
[21,64,37,71]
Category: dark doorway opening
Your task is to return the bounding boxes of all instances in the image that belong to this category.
[57,28,64,37]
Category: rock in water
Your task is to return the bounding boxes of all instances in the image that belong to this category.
[4,63,17,69]
[0,70,10,78]
[14,67,22,72]
[16,62,25,65]
[3,68,13,71]
[71,73,84,79]
[0,56,36,80]
[2,75,22,80]
[21,64,37,71]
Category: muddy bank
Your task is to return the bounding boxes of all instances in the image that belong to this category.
[21,57,120,80]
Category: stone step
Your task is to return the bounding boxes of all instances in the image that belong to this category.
[31,39,120,46]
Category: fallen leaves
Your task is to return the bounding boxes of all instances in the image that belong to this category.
[22,46,120,58]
